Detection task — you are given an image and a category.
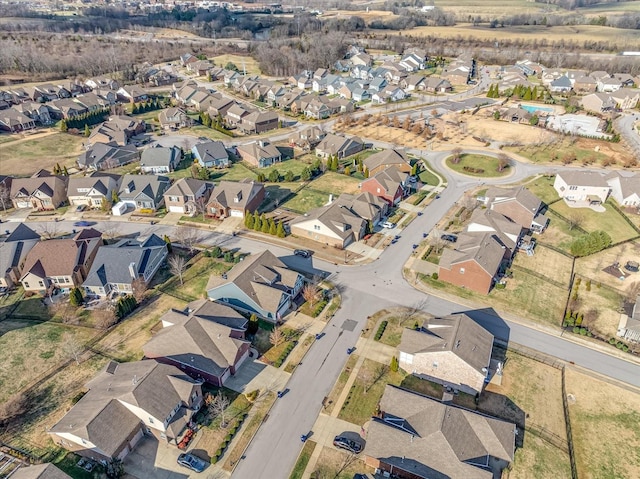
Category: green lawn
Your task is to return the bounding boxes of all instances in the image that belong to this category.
[182,125,233,141]
[549,201,638,244]
[339,358,404,426]
[210,162,256,182]
[377,318,405,347]
[525,175,559,205]
[282,187,330,213]
[289,440,316,479]
[260,159,312,180]
[418,168,441,187]
[445,154,510,178]
[400,374,444,399]
[260,183,299,211]
[308,171,362,195]
[160,255,232,301]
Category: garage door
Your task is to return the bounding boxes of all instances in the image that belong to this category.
[169,206,184,213]
[220,369,231,384]
[129,427,145,449]
[235,348,250,370]
[230,209,243,217]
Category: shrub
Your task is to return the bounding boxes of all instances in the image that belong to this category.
[495,283,506,290]
[245,389,259,402]
[312,300,328,317]
[616,342,624,349]
[575,315,583,326]
[586,280,591,291]
[211,456,218,464]
[224,251,234,262]
[211,246,222,258]
[573,326,580,334]
[431,272,439,280]
[225,434,232,442]
[609,337,617,345]
[622,344,629,352]
[375,320,388,341]
[579,328,587,335]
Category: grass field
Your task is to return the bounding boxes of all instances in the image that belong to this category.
[0,131,85,176]
[513,244,573,287]
[260,159,311,181]
[566,368,640,479]
[445,153,510,178]
[569,278,623,339]
[311,447,365,479]
[210,162,256,182]
[511,433,572,479]
[160,255,232,301]
[505,137,628,167]
[324,354,358,415]
[525,175,559,205]
[182,125,233,141]
[282,172,361,213]
[212,54,261,75]
[574,241,640,296]
[290,441,316,479]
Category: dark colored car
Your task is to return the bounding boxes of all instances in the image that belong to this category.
[347,347,356,355]
[177,453,206,473]
[441,234,457,243]
[294,249,311,258]
[73,221,93,227]
[333,435,363,454]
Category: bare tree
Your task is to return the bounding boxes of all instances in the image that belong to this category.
[131,277,148,302]
[429,228,447,254]
[95,307,118,330]
[567,212,584,231]
[37,222,59,240]
[459,194,479,213]
[497,153,511,172]
[101,222,122,240]
[302,282,320,308]
[168,254,187,286]
[49,301,79,324]
[363,364,389,394]
[269,327,284,348]
[62,333,84,365]
[0,183,10,211]
[206,392,230,428]
[398,299,429,326]
[451,147,463,164]
[193,196,208,222]
[174,227,201,254]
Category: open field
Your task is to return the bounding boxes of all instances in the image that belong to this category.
[467,112,557,146]
[212,54,261,75]
[574,241,640,296]
[282,172,361,213]
[566,368,640,479]
[549,201,639,244]
[513,244,573,287]
[445,153,510,178]
[569,279,623,339]
[0,131,85,176]
[311,447,365,479]
[260,159,311,180]
[320,9,397,21]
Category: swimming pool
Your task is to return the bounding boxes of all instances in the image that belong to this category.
[520,104,554,114]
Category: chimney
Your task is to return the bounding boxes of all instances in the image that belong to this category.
[129,262,137,279]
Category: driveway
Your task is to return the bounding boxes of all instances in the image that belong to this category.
[224,358,289,395]
[124,436,196,479]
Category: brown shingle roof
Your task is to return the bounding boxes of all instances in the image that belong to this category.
[363,149,410,172]
[10,464,73,479]
[439,232,506,276]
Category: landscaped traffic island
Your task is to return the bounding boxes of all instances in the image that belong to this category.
[445,153,511,177]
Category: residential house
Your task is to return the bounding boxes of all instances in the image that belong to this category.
[352,88,370,102]
[140,145,183,174]
[173,81,201,104]
[237,140,282,168]
[225,104,253,127]
[10,464,72,479]
[83,234,168,297]
[400,53,425,72]
[207,250,304,322]
[581,92,617,113]
[116,85,148,103]
[78,143,139,171]
[364,149,412,176]
[118,174,170,211]
[0,224,40,288]
[187,60,213,76]
[484,186,548,232]
[597,76,623,93]
[10,173,67,210]
[466,209,524,254]
[49,360,203,462]
[369,77,388,92]
[304,97,333,120]
[606,172,640,207]
[88,115,145,147]
[443,66,471,85]
[541,69,565,86]
[289,125,325,149]
[617,295,640,343]
[13,102,52,125]
[290,201,367,249]
[163,178,213,214]
[573,76,598,93]
[85,77,119,91]
[332,192,388,225]
[315,134,364,159]
[553,171,610,205]
[277,90,304,110]
[351,53,372,67]
[207,96,235,118]
[75,92,108,112]
[549,75,572,93]
[401,74,425,91]
[0,109,36,133]
[20,228,102,294]
[180,53,199,66]
[206,179,265,219]
[192,140,230,169]
[67,175,119,209]
[158,107,191,130]
[515,59,544,76]
[399,313,493,395]
[609,88,640,110]
[614,73,635,87]
[361,166,409,205]
[239,110,279,134]
[143,299,251,386]
[365,385,515,479]
[48,98,87,119]
[148,70,177,87]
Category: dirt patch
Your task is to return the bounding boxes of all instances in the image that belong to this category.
[566,367,640,479]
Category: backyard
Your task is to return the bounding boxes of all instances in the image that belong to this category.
[282,172,361,214]
[525,175,559,205]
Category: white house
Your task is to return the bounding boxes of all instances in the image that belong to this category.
[607,172,640,207]
[553,171,611,205]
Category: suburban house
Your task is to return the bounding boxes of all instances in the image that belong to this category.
[116,85,148,103]
[67,175,119,209]
[192,140,230,169]
[225,104,253,127]
[617,295,640,343]
[10,173,67,210]
[609,88,640,110]
[466,209,524,254]
[483,186,548,232]
[0,108,37,132]
[207,250,304,323]
[163,178,213,215]
[236,140,282,168]
[315,134,364,159]
[290,201,367,249]
[365,385,516,479]
[239,110,279,134]
[363,149,412,176]
[206,179,265,219]
[88,115,145,147]
[289,125,325,149]
[333,192,388,225]
[581,92,617,113]
[553,171,610,205]
[549,75,572,93]
[49,360,203,462]
[606,172,640,207]
[48,99,87,120]
[140,145,183,174]
[158,107,191,130]
[83,234,168,297]
[0,224,40,288]
[13,102,52,125]
[118,174,170,211]
[85,77,119,91]
[20,229,103,294]
[398,313,494,395]
[360,167,409,205]
[143,299,251,386]
[10,464,72,479]
[77,143,139,171]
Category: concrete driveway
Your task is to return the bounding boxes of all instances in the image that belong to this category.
[124,436,201,479]
[224,358,289,395]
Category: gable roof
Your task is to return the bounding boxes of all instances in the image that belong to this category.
[119,174,170,203]
[164,178,212,198]
[140,145,182,168]
[67,176,118,198]
[192,140,229,163]
[399,314,493,373]
[439,232,506,277]
[83,234,167,289]
[208,179,264,210]
[467,209,522,252]
[316,134,363,156]
[10,464,73,479]
[606,172,640,200]
[366,386,515,479]
[333,192,387,222]
[557,170,608,188]
[365,166,408,196]
[485,186,542,216]
[5,223,40,242]
[78,143,139,170]
[236,141,281,162]
[290,201,366,241]
[10,175,66,200]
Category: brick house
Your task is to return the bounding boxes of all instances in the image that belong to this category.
[10,173,67,210]
[360,166,409,205]
[164,178,213,215]
[206,179,265,219]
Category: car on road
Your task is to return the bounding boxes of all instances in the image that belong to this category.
[333,436,363,454]
[441,234,457,243]
[177,453,206,473]
[381,221,396,229]
[73,221,94,227]
[435,195,441,199]
[347,347,356,355]
[294,249,311,258]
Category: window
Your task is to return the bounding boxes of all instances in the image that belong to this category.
[24,282,30,288]
[432,361,438,368]
[314,225,321,230]
[149,417,154,424]
[38,281,44,287]
[569,186,578,191]
[459,268,465,274]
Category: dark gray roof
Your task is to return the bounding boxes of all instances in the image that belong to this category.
[119,174,170,204]
[10,464,72,479]
[83,234,167,288]
[78,143,139,170]
[207,180,264,210]
[67,176,118,198]
[140,145,182,168]
[5,223,39,242]
[192,140,228,163]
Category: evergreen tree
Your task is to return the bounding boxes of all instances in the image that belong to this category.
[163,235,172,253]
[69,287,84,307]
[284,170,294,182]
[253,211,261,231]
[269,219,277,235]
[53,163,61,175]
[112,191,119,203]
[410,163,418,176]
[344,166,351,176]
[63,166,69,176]
[486,84,494,98]
[261,217,270,234]
[390,356,399,372]
[245,212,254,229]
[268,169,280,183]
[363,167,369,178]
[276,221,286,238]
[132,103,139,114]
[532,86,538,100]
[60,120,68,132]
[301,167,312,181]
[248,313,259,335]
[523,87,532,101]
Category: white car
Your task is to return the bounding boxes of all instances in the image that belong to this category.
[382,221,396,229]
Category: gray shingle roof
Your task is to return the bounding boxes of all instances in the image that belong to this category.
[140,145,182,168]
[192,140,228,164]
[119,174,170,204]
[207,180,264,211]
[78,143,139,170]
[10,463,73,479]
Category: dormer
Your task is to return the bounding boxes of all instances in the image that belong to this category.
[125,180,135,194]
[233,191,242,203]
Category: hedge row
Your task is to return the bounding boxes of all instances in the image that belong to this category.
[211,412,249,464]
[273,342,295,368]
[311,299,328,318]
[374,321,388,341]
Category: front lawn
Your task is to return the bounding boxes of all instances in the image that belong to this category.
[289,441,316,479]
[446,153,510,177]
[418,167,441,187]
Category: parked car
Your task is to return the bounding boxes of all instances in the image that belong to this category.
[347,347,356,355]
[441,234,457,243]
[382,221,396,229]
[294,249,311,258]
[75,204,87,213]
[177,453,206,473]
[73,221,94,227]
[333,435,363,454]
